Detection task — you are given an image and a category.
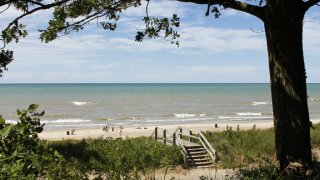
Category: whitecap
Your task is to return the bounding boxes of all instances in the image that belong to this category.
[218,116,271,120]
[174,114,196,118]
[174,113,206,118]
[236,112,263,116]
[145,117,211,123]
[251,102,269,106]
[42,119,92,124]
[71,101,92,106]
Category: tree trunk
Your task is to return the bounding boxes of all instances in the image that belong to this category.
[264,1,311,170]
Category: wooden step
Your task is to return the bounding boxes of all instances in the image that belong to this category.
[185,145,203,149]
[188,157,212,163]
[191,161,214,167]
[186,147,206,152]
[188,150,207,155]
[188,154,209,160]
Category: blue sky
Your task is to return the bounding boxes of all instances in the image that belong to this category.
[1,1,320,83]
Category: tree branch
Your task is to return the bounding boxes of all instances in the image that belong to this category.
[176,0,265,20]
[3,0,69,33]
[0,4,11,14]
[0,0,19,7]
[304,0,320,11]
[25,0,46,7]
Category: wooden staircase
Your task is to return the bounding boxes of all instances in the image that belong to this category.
[152,126,217,168]
[186,145,214,168]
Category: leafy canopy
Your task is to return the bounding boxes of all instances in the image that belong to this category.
[0,0,181,76]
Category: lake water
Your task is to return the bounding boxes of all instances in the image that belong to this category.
[1,83,319,130]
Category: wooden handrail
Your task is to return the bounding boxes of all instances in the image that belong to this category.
[175,138,189,167]
[199,131,217,161]
[151,126,217,165]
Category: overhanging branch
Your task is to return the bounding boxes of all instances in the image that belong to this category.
[176,0,265,20]
[304,0,320,11]
[0,0,16,7]
[3,0,69,33]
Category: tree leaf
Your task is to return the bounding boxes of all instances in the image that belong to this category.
[27,104,39,113]
[0,124,14,137]
[0,116,5,124]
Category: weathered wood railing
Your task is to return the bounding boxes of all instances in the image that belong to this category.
[152,126,217,166]
[199,131,217,162]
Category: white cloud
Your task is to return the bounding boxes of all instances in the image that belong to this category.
[179,26,266,54]
[180,65,260,74]
[1,71,34,82]
[303,20,320,56]
[40,71,114,82]
[124,0,187,17]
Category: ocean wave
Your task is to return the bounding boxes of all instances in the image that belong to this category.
[71,101,92,106]
[174,113,206,118]
[218,116,271,120]
[42,119,92,124]
[236,112,262,116]
[310,98,320,101]
[146,117,212,123]
[251,102,269,106]
[6,120,17,124]
[122,116,144,121]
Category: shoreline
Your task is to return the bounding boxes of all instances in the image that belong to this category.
[38,119,320,140]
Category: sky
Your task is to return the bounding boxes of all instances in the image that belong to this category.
[1,1,320,83]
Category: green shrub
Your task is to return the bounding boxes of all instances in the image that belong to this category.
[0,104,83,179]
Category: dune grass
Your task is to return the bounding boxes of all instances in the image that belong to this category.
[203,125,275,168]
[202,123,320,179]
[49,137,182,179]
[48,124,320,179]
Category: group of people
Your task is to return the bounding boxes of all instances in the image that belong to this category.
[102,125,124,137]
[102,125,123,132]
[102,125,114,132]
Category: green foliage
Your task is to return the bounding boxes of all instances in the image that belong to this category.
[40,0,142,43]
[310,124,320,147]
[2,22,28,44]
[0,104,83,179]
[0,50,13,77]
[205,124,320,179]
[135,14,180,46]
[229,160,320,180]
[204,126,275,168]
[50,137,182,179]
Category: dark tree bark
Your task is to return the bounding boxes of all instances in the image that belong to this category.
[263,1,311,170]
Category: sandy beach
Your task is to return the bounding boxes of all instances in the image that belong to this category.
[39,119,320,140]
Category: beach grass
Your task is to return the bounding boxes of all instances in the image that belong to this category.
[47,124,320,179]
[203,126,275,168]
[49,137,182,179]
[202,123,320,179]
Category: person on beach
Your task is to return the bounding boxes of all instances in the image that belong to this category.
[103,125,109,132]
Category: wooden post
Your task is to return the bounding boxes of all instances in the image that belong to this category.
[179,128,182,139]
[173,132,176,145]
[155,127,158,141]
[163,129,167,144]
[189,130,192,142]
